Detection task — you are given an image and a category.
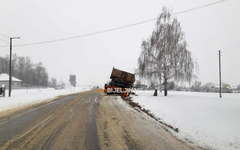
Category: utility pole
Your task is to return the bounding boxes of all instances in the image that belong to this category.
[218,50,222,98]
[9,37,20,97]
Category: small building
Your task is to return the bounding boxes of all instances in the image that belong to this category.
[224,84,231,90]
[222,84,233,93]
[0,73,22,90]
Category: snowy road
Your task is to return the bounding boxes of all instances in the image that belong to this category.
[0,90,195,150]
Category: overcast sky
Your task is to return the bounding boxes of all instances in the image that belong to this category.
[0,0,240,87]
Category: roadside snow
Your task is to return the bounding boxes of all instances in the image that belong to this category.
[132,90,240,150]
[0,87,91,113]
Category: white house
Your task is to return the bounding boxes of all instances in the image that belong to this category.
[0,73,22,89]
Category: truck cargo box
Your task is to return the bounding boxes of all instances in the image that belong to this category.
[109,67,135,88]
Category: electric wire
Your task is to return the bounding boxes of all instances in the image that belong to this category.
[222,43,240,53]
[10,0,228,47]
[199,44,240,66]
[0,33,9,38]
[222,45,240,56]
[0,44,9,47]
[198,53,217,64]
[172,0,227,15]
[198,40,240,65]
[198,55,218,65]
[0,38,9,43]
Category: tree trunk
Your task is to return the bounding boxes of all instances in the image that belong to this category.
[159,74,162,93]
[154,89,158,96]
[164,82,168,96]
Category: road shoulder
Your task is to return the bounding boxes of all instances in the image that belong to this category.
[96,95,197,150]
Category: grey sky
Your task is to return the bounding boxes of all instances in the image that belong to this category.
[0,0,240,86]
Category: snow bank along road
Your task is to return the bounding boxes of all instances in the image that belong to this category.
[0,90,197,150]
[132,91,240,150]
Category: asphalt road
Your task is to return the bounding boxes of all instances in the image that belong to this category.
[0,90,195,150]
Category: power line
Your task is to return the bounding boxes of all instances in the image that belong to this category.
[198,53,217,64]
[0,33,9,38]
[198,39,240,64]
[199,55,218,65]
[0,38,9,43]
[222,40,240,51]
[222,43,240,53]
[172,0,227,15]
[199,42,240,65]
[199,47,236,65]
[0,44,9,47]
[222,45,240,56]
[13,0,228,47]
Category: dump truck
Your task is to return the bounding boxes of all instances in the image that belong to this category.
[104,67,135,97]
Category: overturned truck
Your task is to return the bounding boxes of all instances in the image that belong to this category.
[104,67,135,97]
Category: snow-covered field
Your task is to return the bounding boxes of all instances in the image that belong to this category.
[132,90,240,150]
[0,87,91,113]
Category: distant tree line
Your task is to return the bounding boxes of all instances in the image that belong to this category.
[48,77,65,89]
[171,81,238,93]
[134,80,240,93]
[189,81,237,93]
[0,54,48,87]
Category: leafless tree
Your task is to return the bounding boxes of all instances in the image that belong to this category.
[137,7,196,96]
[36,62,44,87]
[237,84,240,90]
[25,56,33,85]
[0,55,9,73]
[12,54,18,77]
[50,77,57,88]
[18,56,26,82]
[0,54,49,87]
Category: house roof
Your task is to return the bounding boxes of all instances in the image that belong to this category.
[0,73,22,82]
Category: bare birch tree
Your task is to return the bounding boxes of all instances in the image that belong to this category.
[137,7,195,96]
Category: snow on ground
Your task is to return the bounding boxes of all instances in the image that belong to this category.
[132,90,240,150]
[0,87,91,113]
